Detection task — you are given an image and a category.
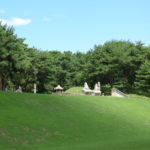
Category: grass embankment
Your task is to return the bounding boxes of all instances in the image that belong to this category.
[64,87,83,94]
[0,92,150,150]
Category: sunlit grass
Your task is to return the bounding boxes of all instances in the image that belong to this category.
[0,92,150,150]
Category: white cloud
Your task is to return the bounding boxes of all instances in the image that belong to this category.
[0,17,32,26]
[0,9,5,14]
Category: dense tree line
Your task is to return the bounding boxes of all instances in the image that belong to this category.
[0,23,150,95]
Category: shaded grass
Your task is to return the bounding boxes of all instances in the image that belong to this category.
[0,92,150,150]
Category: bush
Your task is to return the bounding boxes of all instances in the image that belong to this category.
[101,84,111,95]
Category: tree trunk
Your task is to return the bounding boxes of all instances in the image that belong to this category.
[0,74,4,90]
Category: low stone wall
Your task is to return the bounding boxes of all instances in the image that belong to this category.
[52,92,84,95]
[63,93,84,95]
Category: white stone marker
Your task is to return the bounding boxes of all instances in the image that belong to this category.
[34,83,37,94]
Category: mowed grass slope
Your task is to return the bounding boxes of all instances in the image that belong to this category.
[64,87,83,94]
[0,92,150,150]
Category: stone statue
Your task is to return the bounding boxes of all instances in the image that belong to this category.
[83,82,92,95]
[93,82,101,96]
[97,82,101,90]
[94,83,98,91]
[84,82,90,90]
[15,86,22,93]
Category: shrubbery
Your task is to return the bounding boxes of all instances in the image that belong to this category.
[0,23,150,95]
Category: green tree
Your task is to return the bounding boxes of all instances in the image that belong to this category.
[135,60,150,92]
[84,41,144,89]
[0,23,31,90]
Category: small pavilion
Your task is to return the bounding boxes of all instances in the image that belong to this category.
[54,85,63,94]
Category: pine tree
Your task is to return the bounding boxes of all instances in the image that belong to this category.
[135,60,150,92]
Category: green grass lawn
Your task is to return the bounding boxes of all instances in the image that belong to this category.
[0,92,150,150]
[64,87,83,94]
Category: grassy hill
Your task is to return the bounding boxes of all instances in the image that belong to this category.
[0,92,150,150]
[64,87,83,94]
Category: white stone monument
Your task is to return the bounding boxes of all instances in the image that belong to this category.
[33,83,37,94]
[97,82,101,90]
[111,88,127,97]
[83,82,92,95]
[93,82,101,96]
[15,86,22,93]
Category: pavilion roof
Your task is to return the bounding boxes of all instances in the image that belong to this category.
[54,85,63,90]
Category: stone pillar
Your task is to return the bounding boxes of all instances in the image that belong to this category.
[34,83,37,94]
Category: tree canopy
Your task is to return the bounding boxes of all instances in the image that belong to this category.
[0,23,150,95]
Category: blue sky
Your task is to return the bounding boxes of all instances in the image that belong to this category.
[0,0,150,52]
